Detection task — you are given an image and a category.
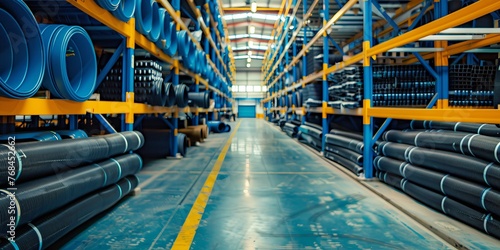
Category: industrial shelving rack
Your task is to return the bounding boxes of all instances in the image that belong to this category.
[0,0,235,157]
[261,0,500,178]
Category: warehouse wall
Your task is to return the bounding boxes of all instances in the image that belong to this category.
[234,98,263,117]
[233,70,266,99]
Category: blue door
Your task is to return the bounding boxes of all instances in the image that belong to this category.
[238,105,256,118]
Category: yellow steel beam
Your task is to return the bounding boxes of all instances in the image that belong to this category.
[67,0,133,38]
[368,107,500,124]
[367,0,500,58]
[135,32,175,64]
[263,0,293,70]
[262,0,290,66]
[0,98,130,116]
[223,7,282,11]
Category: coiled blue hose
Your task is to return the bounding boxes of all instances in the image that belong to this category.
[187,42,197,70]
[95,0,120,11]
[164,22,178,56]
[147,1,161,42]
[156,8,167,50]
[112,0,136,22]
[39,24,97,102]
[0,0,45,99]
[135,0,153,36]
[177,30,192,67]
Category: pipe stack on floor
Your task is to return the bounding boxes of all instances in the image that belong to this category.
[207,121,231,133]
[375,121,500,239]
[324,129,364,176]
[0,131,144,248]
[297,122,323,151]
[282,120,301,138]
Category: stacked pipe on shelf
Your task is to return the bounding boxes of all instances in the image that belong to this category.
[375,121,500,239]
[328,66,363,109]
[324,130,365,176]
[282,120,301,138]
[449,65,496,107]
[0,0,98,101]
[297,122,323,152]
[0,131,144,247]
[96,59,180,107]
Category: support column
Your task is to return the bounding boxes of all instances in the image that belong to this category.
[321,0,330,153]
[362,0,374,179]
[172,0,181,157]
[301,0,308,125]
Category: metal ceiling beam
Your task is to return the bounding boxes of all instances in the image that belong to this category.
[223,7,282,11]
[227,21,275,28]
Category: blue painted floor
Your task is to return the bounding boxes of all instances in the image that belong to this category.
[57,119,452,249]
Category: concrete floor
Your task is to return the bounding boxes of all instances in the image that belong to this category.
[57,119,455,249]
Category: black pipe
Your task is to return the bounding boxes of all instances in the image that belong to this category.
[164,82,176,107]
[325,134,364,154]
[188,91,210,108]
[0,131,143,186]
[379,172,500,239]
[411,120,500,137]
[178,133,188,157]
[0,154,142,236]
[0,176,138,250]
[299,125,322,139]
[378,142,500,190]
[325,144,363,165]
[324,152,363,175]
[376,156,500,217]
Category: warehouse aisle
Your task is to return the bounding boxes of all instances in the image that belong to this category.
[58,119,452,249]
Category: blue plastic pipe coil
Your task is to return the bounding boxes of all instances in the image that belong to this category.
[177,30,192,66]
[39,24,97,102]
[207,121,225,133]
[0,0,45,99]
[135,0,153,36]
[95,0,121,11]
[164,22,178,56]
[112,0,136,22]
[147,1,161,42]
[156,8,167,50]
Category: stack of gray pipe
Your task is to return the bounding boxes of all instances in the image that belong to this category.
[324,130,364,176]
[376,121,500,239]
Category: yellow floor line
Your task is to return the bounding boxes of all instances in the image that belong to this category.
[171,121,241,249]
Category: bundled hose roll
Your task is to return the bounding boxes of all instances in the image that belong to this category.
[325,134,364,154]
[188,92,210,108]
[178,133,188,157]
[177,30,192,66]
[39,24,97,102]
[330,129,364,142]
[298,125,322,139]
[111,0,136,22]
[0,154,142,236]
[380,174,500,239]
[135,0,153,36]
[0,0,45,99]
[223,124,231,133]
[411,120,500,137]
[377,142,500,190]
[175,84,189,108]
[375,156,500,217]
[325,145,363,165]
[95,0,120,11]
[157,12,177,56]
[383,130,500,164]
[0,131,144,185]
[190,125,208,139]
[0,176,139,250]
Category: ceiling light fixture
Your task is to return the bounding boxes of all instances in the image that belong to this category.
[251,1,257,13]
[248,51,252,56]
[249,25,255,34]
[247,63,251,68]
[248,40,254,47]
[247,57,252,62]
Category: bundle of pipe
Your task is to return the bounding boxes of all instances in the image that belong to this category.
[0,0,45,99]
[95,0,120,11]
[377,171,500,239]
[137,129,188,158]
[303,82,323,107]
[0,131,144,185]
[180,127,204,144]
[0,154,142,236]
[382,129,500,164]
[207,121,231,133]
[410,120,500,137]
[324,130,364,176]
[282,120,301,138]
[188,91,210,108]
[0,176,139,250]
[39,24,97,102]
[297,123,323,151]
